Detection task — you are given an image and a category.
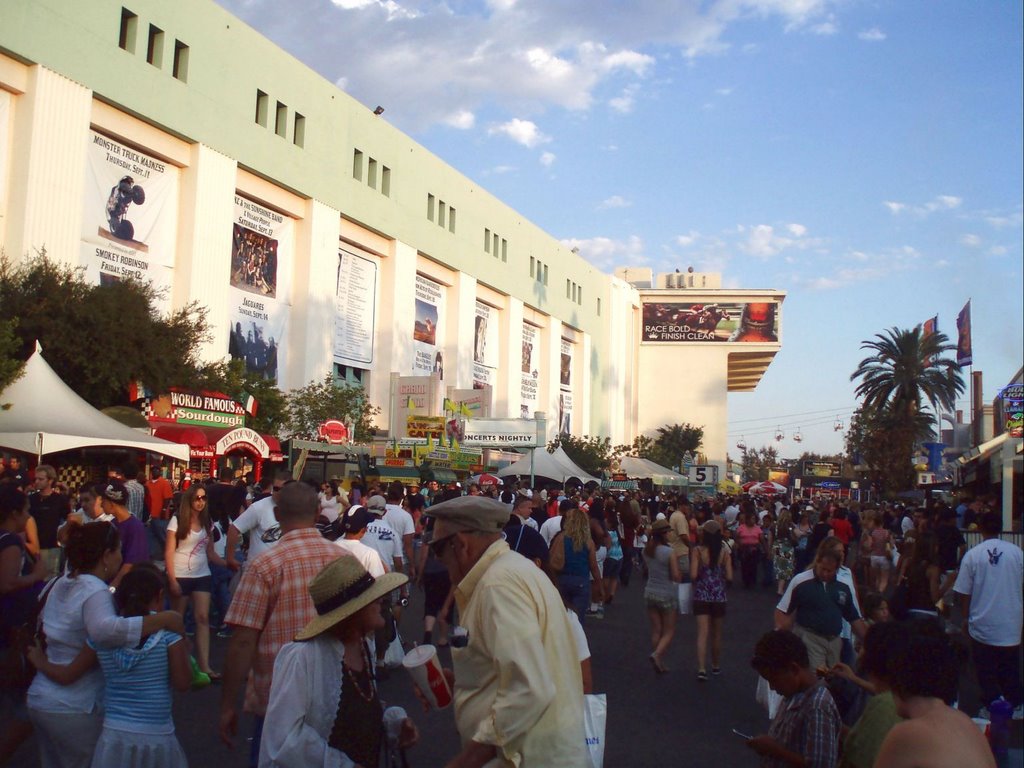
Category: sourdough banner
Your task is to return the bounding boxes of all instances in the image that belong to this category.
[81,131,179,310]
[227,195,292,384]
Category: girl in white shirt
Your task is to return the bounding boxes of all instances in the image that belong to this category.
[165,484,226,680]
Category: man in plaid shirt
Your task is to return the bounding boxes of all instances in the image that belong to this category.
[218,481,349,766]
[748,630,840,768]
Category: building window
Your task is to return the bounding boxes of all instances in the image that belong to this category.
[530,256,535,278]
[427,194,435,221]
[352,149,363,181]
[119,8,138,52]
[484,228,491,253]
[448,206,456,233]
[293,113,305,147]
[543,264,548,285]
[501,238,507,262]
[367,158,378,189]
[438,201,446,229]
[255,90,269,127]
[172,40,189,82]
[597,297,601,316]
[381,166,391,197]
[578,287,583,305]
[146,24,164,68]
[275,102,287,138]
[566,279,571,299]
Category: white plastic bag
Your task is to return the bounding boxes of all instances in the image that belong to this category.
[677,583,693,615]
[583,693,607,768]
[755,675,783,720]
[383,625,405,668]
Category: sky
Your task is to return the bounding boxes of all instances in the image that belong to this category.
[216,0,1023,459]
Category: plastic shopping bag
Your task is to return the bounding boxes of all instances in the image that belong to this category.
[677,583,693,615]
[584,693,607,768]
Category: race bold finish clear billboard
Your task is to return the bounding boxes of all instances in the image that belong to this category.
[641,302,779,342]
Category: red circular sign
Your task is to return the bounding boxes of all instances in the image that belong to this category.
[318,420,350,444]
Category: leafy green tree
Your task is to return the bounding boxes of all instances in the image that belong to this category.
[547,434,621,477]
[198,359,288,436]
[284,374,380,441]
[0,318,23,403]
[652,423,704,468]
[849,325,964,493]
[0,251,213,408]
[740,445,780,482]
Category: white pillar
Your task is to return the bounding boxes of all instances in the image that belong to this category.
[292,200,341,387]
[448,272,477,390]
[500,297,525,418]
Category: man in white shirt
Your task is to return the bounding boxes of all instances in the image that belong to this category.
[226,472,292,571]
[539,507,564,548]
[723,500,740,528]
[382,485,416,581]
[512,494,539,530]
[953,511,1024,719]
[334,506,386,578]
[362,500,404,577]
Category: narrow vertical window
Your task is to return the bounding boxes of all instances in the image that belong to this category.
[578,287,583,305]
[352,149,363,181]
[427,194,435,221]
[119,8,138,52]
[492,232,499,256]
[293,113,305,147]
[484,229,491,253]
[172,40,189,81]
[501,239,507,262]
[275,102,287,137]
[448,207,456,233]
[255,91,269,126]
[530,256,535,278]
[566,279,571,299]
[597,297,601,316]
[381,166,391,197]
[367,158,378,189]
[543,265,548,285]
[438,201,447,228]
[146,25,164,68]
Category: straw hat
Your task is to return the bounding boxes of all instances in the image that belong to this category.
[651,518,671,535]
[295,558,408,641]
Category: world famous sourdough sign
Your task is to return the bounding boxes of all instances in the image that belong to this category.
[227,195,293,384]
[81,131,179,312]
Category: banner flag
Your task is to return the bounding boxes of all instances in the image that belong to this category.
[921,315,937,367]
[956,300,972,367]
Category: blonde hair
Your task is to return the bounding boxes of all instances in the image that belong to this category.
[563,507,590,551]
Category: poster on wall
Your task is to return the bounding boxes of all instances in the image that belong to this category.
[227,195,292,383]
[521,323,539,418]
[80,130,179,310]
[334,249,377,367]
[472,301,499,389]
[0,91,9,241]
[559,339,573,434]
[558,391,573,435]
[641,302,779,342]
[412,275,445,377]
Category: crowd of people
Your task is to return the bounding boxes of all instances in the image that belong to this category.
[1,453,1021,768]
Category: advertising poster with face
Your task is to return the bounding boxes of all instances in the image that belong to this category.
[334,249,377,367]
[0,92,9,241]
[472,301,499,389]
[559,339,574,434]
[641,302,780,342]
[80,130,179,311]
[413,275,445,377]
[520,323,539,418]
[227,195,292,383]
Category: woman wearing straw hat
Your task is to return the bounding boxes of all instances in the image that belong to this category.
[259,558,418,767]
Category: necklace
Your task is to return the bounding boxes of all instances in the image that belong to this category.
[342,640,376,703]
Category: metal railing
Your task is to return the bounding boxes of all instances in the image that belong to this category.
[963,531,1023,550]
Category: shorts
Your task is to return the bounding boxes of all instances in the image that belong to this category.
[602,557,622,580]
[693,600,726,618]
[422,570,452,618]
[869,555,891,571]
[177,575,212,595]
[644,592,678,613]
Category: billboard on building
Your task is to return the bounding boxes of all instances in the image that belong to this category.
[0,91,9,244]
[521,323,539,418]
[227,195,292,383]
[412,275,445,377]
[802,461,842,478]
[81,130,179,311]
[473,301,499,389]
[641,302,779,342]
[559,339,574,434]
[334,249,376,367]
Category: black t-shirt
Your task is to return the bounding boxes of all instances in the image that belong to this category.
[29,492,69,549]
[935,526,966,571]
[207,482,247,523]
[0,532,39,634]
[2,468,29,490]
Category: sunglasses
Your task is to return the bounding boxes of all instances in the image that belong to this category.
[429,533,456,558]
[194,494,207,501]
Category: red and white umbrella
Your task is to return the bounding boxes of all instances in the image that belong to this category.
[744,480,787,495]
[469,473,502,487]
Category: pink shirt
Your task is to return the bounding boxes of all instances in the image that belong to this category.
[736,524,762,547]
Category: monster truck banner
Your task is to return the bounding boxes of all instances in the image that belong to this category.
[81,130,179,310]
[227,195,293,383]
[472,301,499,389]
[334,249,377,367]
[520,323,539,418]
[641,302,780,342]
[412,275,446,377]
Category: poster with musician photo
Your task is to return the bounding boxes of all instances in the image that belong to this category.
[412,275,445,377]
[80,130,179,311]
[227,195,293,383]
[520,323,539,418]
[0,92,9,241]
[473,301,499,389]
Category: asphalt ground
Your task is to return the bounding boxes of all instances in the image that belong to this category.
[7,564,1022,767]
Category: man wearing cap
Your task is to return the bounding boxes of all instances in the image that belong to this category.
[335,506,386,578]
[503,499,548,569]
[100,479,150,589]
[220,482,350,765]
[429,495,585,767]
[361,495,406,673]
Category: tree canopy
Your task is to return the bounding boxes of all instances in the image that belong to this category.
[285,374,380,442]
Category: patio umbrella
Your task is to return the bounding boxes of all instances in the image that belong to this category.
[468,472,502,487]
[746,480,787,495]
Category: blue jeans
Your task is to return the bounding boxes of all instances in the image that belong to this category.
[249,715,265,768]
[210,562,233,630]
[558,573,590,625]
[148,518,169,561]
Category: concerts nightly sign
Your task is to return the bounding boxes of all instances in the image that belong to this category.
[641,302,779,343]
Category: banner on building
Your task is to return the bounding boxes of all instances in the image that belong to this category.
[462,418,538,447]
[334,249,377,367]
[999,383,1023,438]
[641,302,779,342]
[81,131,179,310]
[521,324,540,418]
[473,301,499,389]
[392,374,444,438]
[0,92,9,242]
[956,300,972,367]
[227,195,292,383]
[558,391,573,435]
[412,275,445,376]
[802,461,842,478]
[447,388,491,418]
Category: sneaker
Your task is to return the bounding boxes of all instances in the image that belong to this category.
[1013,704,1024,721]
[216,628,233,639]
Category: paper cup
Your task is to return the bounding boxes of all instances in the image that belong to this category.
[402,644,452,709]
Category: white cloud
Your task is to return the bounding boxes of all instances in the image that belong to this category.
[716,87,733,96]
[989,245,1008,256]
[858,28,886,42]
[609,84,640,113]
[810,20,838,35]
[487,165,516,175]
[959,233,982,248]
[560,235,647,270]
[598,195,632,209]
[676,230,701,247]
[740,222,817,258]
[883,201,906,214]
[539,151,556,168]
[444,110,475,129]
[787,223,807,237]
[883,195,962,216]
[928,195,962,211]
[488,118,551,148]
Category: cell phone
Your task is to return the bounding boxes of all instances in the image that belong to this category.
[732,728,753,740]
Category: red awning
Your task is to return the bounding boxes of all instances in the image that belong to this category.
[152,424,281,460]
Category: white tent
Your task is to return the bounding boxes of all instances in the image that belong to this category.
[497,445,600,484]
[0,344,190,461]
[618,456,688,487]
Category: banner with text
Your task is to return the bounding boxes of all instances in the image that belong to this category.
[473,301,500,389]
[462,418,538,447]
[81,130,179,311]
[641,302,779,342]
[412,275,446,376]
[334,249,377,367]
[521,323,539,418]
[0,92,9,243]
[227,195,292,383]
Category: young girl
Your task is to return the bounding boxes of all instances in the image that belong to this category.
[30,565,191,767]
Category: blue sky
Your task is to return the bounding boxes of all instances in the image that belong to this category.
[216,0,1023,457]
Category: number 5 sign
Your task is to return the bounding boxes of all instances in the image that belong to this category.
[687,465,718,484]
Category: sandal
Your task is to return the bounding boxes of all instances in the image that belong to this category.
[711,667,721,676]
[697,670,708,682]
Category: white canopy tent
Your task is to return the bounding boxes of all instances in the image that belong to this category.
[497,445,600,484]
[618,456,688,487]
[0,344,190,461]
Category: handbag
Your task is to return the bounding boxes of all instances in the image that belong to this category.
[677,582,693,615]
[383,619,405,668]
[583,693,607,768]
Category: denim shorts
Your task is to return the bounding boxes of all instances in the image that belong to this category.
[178,575,212,595]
